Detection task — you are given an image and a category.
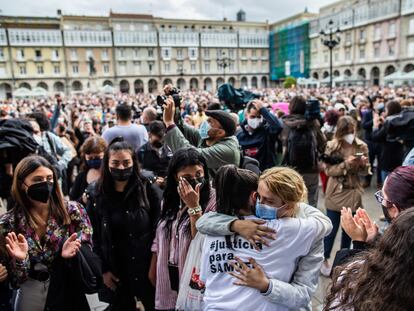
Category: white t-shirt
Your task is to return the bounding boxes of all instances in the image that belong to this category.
[200,216,318,311]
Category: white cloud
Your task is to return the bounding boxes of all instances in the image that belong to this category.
[1,0,334,22]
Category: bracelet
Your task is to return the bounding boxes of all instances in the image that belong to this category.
[187,206,202,216]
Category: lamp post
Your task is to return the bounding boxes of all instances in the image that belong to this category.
[320,20,341,92]
[216,51,231,82]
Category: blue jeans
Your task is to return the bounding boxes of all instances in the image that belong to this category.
[381,170,390,183]
[324,209,352,259]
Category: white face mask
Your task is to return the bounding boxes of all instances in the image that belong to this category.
[247,117,262,129]
[343,133,355,145]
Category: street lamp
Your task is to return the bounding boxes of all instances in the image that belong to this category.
[216,51,231,82]
[320,20,341,92]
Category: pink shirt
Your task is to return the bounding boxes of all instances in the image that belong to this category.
[152,191,216,310]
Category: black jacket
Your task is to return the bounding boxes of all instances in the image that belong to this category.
[69,171,88,202]
[86,176,161,308]
[137,143,172,178]
[372,118,405,172]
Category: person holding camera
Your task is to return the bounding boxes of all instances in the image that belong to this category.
[320,116,370,277]
[372,100,405,182]
[162,94,240,179]
[237,100,282,171]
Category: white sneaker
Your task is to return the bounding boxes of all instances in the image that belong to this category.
[320,260,332,277]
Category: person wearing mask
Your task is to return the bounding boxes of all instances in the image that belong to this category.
[336,165,414,266]
[325,207,414,310]
[86,138,161,311]
[372,100,405,181]
[360,98,383,188]
[140,106,158,131]
[69,136,106,202]
[237,100,283,171]
[138,120,172,186]
[0,155,94,311]
[196,166,332,311]
[321,116,370,277]
[281,96,327,208]
[162,97,240,179]
[149,147,216,311]
[102,103,148,153]
[200,166,330,311]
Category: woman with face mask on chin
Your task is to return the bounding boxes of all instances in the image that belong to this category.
[86,137,161,311]
[149,147,216,311]
[0,155,93,311]
[320,116,370,277]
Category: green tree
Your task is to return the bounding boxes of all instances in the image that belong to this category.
[283,76,296,89]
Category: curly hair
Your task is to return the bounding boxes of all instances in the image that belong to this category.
[324,207,414,311]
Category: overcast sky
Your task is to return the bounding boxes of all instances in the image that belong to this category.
[1,0,335,23]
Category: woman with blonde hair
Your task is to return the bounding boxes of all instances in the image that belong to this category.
[321,116,370,276]
[196,166,332,310]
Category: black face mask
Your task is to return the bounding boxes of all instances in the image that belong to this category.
[152,140,163,149]
[185,177,205,190]
[26,181,54,203]
[382,205,393,223]
[110,167,133,181]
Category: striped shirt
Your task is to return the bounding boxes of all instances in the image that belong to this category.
[152,191,216,310]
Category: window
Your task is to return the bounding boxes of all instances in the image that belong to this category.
[133,61,140,72]
[70,49,77,59]
[19,65,26,75]
[189,48,197,59]
[408,41,414,57]
[345,48,351,61]
[388,22,396,37]
[54,65,60,74]
[164,62,170,73]
[359,47,365,59]
[35,50,42,59]
[359,29,365,40]
[104,63,110,73]
[17,49,25,59]
[374,25,381,40]
[229,62,234,72]
[204,62,210,73]
[334,52,339,62]
[119,62,126,75]
[324,52,328,63]
[345,32,351,43]
[72,64,79,74]
[162,48,171,60]
[148,49,154,58]
[252,49,257,57]
[118,48,125,58]
[191,63,196,72]
[53,49,59,59]
[241,49,247,57]
[410,18,414,34]
[0,48,4,59]
[134,48,139,59]
[229,49,234,58]
[204,48,210,58]
[86,49,93,59]
[374,44,380,58]
[177,49,183,59]
[37,65,44,75]
[388,41,395,56]
[102,49,109,59]
[148,62,153,72]
[261,49,266,57]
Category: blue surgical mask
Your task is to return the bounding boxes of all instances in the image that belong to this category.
[255,199,287,220]
[199,121,211,140]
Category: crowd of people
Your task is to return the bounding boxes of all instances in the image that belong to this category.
[0,83,413,311]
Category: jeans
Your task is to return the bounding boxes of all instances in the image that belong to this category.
[381,170,390,183]
[302,173,319,208]
[324,209,352,259]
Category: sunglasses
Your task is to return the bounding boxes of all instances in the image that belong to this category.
[374,190,393,208]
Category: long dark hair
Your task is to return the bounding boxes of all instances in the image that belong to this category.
[159,147,210,237]
[97,137,148,210]
[11,155,70,229]
[215,165,258,217]
[325,207,414,311]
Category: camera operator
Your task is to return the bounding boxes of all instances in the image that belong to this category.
[237,100,282,171]
[372,100,405,181]
[161,87,240,179]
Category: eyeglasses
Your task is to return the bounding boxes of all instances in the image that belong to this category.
[374,190,393,208]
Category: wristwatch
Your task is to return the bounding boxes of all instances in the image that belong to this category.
[187,206,202,216]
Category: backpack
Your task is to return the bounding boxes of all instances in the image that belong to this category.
[239,151,261,175]
[285,125,318,172]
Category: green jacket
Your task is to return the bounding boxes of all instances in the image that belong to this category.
[165,124,241,178]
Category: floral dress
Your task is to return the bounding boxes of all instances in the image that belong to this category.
[0,201,93,286]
